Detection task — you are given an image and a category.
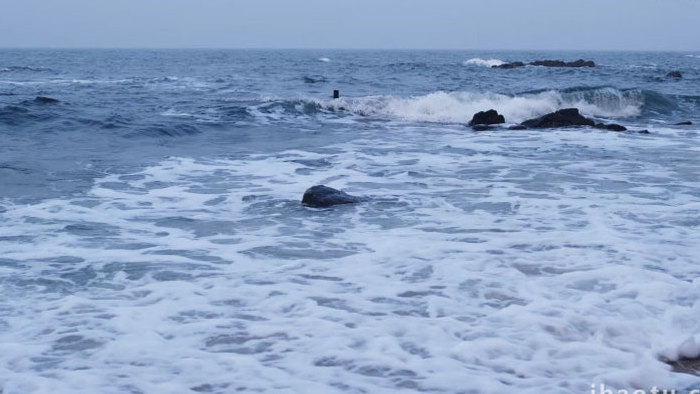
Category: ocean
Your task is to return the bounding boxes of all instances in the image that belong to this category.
[1,49,699,393]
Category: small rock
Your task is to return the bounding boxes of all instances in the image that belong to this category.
[675,121,693,125]
[468,109,505,126]
[508,125,527,130]
[667,71,683,79]
[520,108,595,129]
[301,185,362,208]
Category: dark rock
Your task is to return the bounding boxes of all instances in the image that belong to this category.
[301,185,362,208]
[530,60,567,67]
[493,61,525,69]
[667,71,683,79]
[594,123,627,132]
[495,59,596,69]
[508,125,527,130]
[666,357,700,376]
[34,96,59,104]
[635,129,650,134]
[468,109,505,126]
[675,121,693,125]
[567,59,596,67]
[530,59,596,67]
[520,108,595,129]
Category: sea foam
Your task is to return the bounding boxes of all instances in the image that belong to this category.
[463,58,505,67]
[1,124,699,393]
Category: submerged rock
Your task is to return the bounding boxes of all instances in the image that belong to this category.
[508,125,527,130]
[471,124,495,131]
[594,123,627,132]
[301,185,362,208]
[675,121,693,125]
[34,96,59,104]
[520,108,595,129]
[468,109,505,126]
[667,71,683,79]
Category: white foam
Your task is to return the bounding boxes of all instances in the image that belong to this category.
[318,57,331,63]
[1,127,699,393]
[463,58,505,67]
[0,78,134,86]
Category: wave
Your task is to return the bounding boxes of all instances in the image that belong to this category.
[0,98,63,126]
[318,57,331,63]
[240,87,687,125]
[384,62,430,71]
[463,58,505,67]
[302,75,328,84]
[248,99,323,120]
[311,87,650,124]
[0,66,53,73]
[124,123,201,138]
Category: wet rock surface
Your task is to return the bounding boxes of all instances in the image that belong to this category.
[302,185,363,208]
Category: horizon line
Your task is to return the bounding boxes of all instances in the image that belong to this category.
[0,46,698,53]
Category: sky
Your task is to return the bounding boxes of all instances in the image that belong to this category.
[0,0,699,50]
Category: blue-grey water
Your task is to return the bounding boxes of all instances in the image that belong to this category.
[1,50,699,393]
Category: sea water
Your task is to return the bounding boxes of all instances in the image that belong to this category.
[1,49,699,393]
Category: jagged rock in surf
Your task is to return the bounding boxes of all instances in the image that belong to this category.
[530,59,595,67]
[301,185,362,208]
[493,61,525,69]
[594,123,627,132]
[493,59,595,69]
[665,357,700,376]
[520,108,595,129]
[675,121,692,125]
[667,71,683,79]
[468,109,505,126]
[34,96,59,104]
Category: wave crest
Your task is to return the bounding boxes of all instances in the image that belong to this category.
[317,87,644,124]
[463,58,505,67]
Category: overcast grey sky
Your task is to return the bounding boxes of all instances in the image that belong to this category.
[1,0,699,50]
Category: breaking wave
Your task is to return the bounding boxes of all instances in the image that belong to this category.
[313,87,652,124]
[463,58,505,67]
[241,87,690,125]
[0,66,53,73]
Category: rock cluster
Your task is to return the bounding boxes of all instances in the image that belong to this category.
[467,108,628,132]
[493,59,596,69]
